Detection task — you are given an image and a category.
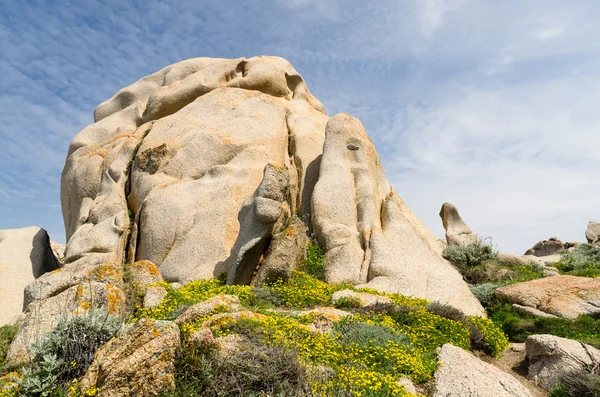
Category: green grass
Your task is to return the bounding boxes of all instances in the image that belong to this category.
[488,302,600,348]
[0,324,18,373]
[301,240,325,281]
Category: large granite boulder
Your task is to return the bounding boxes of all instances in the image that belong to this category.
[61,56,328,285]
[524,237,565,257]
[439,202,478,246]
[311,114,484,316]
[0,227,59,326]
[58,56,484,317]
[432,344,531,397]
[586,221,600,245]
[526,334,600,392]
[78,318,180,397]
[496,275,600,319]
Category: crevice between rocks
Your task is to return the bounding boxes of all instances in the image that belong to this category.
[123,124,153,265]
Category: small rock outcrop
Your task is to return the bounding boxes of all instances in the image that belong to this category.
[250,215,308,286]
[5,262,126,368]
[312,114,484,316]
[78,318,180,397]
[174,294,242,326]
[432,344,532,397]
[524,237,565,257]
[495,275,600,319]
[331,289,392,308]
[439,202,478,246]
[526,334,600,392]
[0,227,60,326]
[586,221,600,245]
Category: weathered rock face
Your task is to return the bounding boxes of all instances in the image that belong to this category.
[249,215,308,287]
[495,275,600,319]
[526,334,600,392]
[432,344,532,397]
[524,237,565,257]
[5,262,126,368]
[0,227,59,326]
[79,318,180,397]
[586,221,600,245]
[439,202,478,246]
[59,56,484,316]
[311,114,485,316]
[61,56,328,284]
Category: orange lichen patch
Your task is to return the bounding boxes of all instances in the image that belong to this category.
[285,224,297,238]
[106,285,125,315]
[50,268,63,275]
[75,284,84,298]
[131,260,160,277]
[90,262,123,284]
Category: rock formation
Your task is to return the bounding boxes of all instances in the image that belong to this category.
[439,202,478,246]
[61,56,327,285]
[524,237,565,257]
[0,227,59,326]
[495,275,600,319]
[78,318,180,397]
[526,334,600,392]
[586,221,600,245]
[55,56,484,316]
[312,114,484,316]
[432,344,532,397]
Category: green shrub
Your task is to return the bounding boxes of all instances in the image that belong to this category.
[424,302,508,356]
[301,240,325,280]
[469,283,501,308]
[556,244,600,277]
[19,310,123,395]
[0,325,18,372]
[336,320,412,349]
[489,302,600,348]
[465,316,509,357]
[443,241,497,270]
[163,338,307,396]
[332,296,362,310]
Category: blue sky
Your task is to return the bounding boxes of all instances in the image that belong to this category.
[2,0,600,254]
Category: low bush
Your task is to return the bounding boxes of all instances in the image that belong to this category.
[17,310,123,396]
[489,302,600,348]
[555,244,600,278]
[443,240,497,270]
[163,340,307,397]
[469,283,501,308]
[0,325,17,372]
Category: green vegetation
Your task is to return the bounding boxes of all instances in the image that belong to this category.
[301,240,325,280]
[555,244,600,278]
[142,270,507,396]
[443,240,497,270]
[17,310,123,396]
[0,325,17,373]
[488,302,600,348]
[443,242,545,288]
[162,341,308,397]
